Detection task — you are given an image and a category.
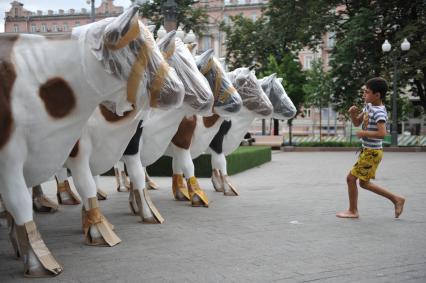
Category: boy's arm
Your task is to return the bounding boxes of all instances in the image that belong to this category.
[356,121,387,139]
[348,106,363,127]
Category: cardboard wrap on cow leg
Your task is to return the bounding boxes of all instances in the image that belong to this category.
[222,173,239,196]
[145,169,159,190]
[82,197,120,247]
[96,188,108,201]
[32,185,59,213]
[15,221,63,277]
[115,168,130,192]
[172,174,190,201]
[211,169,224,192]
[128,183,164,223]
[56,179,81,205]
[187,176,209,207]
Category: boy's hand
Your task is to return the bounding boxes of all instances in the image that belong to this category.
[348,106,359,115]
[356,131,365,138]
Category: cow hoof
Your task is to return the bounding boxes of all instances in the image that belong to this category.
[223,175,239,196]
[33,195,59,213]
[211,169,224,192]
[96,188,108,201]
[56,180,81,205]
[187,177,209,207]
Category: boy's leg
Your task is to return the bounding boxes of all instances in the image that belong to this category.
[359,180,405,218]
[336,173,359,218]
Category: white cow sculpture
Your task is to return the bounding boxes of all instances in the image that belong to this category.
[0,5,184,277]
[138,50,243,208]
[208,74,297,194]
[167,67,274,202]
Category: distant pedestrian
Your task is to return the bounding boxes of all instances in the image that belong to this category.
[336,77,405,219]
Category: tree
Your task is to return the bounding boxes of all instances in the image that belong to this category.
[138,0,208,35]
[303,59,333,141]
[330,1,426,118]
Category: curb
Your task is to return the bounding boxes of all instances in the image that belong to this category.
[279,146,426,152]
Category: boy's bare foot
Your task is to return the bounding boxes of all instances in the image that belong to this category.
[336,210,359,218]
[395,198,405,218]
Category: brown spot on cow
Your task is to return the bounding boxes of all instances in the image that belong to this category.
[203,114,220,128]
[99,104,135,122]
[69,140,79,158]
[39,77,76,118]
[0,34,19,150]
[172,115,197,149]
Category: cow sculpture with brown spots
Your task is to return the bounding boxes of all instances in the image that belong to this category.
[0,4,185,278]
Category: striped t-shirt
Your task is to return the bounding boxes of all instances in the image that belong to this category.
[361,103,388,149]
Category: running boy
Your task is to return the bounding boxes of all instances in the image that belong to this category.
[336,77,405,219]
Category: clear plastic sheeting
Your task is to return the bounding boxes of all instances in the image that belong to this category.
[157,32,213,115]
[259,74,297,120]
[195,50,242,117]
[72,5,184,115]
[227,68,272,117]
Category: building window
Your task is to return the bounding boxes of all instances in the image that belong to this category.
[224,0,231,5]
[303,55,314,70]
[327,31,336,48]
[41,24,47,32]
[63,23,68,31]
[13,25,19,32]
[238,0,245,4]
[75,21,80,27]
[52,24,58,32]
[223,14,229,25]
[251,12,257,21]
[304,108,311,118]
[31,24,36,33]
[203,36,211,50]
[14,8,18,17]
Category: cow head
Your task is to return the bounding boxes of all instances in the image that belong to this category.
[259,74,296,119]
[196,49,242,117]
[227,67,272,117]
[157,31,213,115]
[73,4,184,114]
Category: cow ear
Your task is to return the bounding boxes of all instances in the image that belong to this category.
[186,42,197,54]
[196,49,215,71]
[147,25,156,33]
[157,31,176,59]
[277,77,283,83]
[103,5,140,50]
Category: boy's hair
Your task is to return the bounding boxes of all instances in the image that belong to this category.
[365,77,388,100]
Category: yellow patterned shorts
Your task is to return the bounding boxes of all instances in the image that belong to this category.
[350,148,383,181]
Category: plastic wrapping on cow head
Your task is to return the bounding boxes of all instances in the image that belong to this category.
[259,73,297,119]
[72,4,184,115]
[227,67,272,117]
[157,31,213,115]
[196,49,242,117]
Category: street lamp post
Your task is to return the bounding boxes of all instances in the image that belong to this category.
[381,38,410,146]
[86,0,95,22]
[162,0,178,32]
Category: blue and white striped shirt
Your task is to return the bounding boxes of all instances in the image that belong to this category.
[361,103,388,149]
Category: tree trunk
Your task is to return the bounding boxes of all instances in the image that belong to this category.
[319,106,322,142]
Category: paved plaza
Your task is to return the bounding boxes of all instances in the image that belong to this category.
[1,151,425,282]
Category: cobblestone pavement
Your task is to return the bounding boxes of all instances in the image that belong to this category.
[1,151,425,282]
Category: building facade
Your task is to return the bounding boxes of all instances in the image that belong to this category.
[4,0,123,34]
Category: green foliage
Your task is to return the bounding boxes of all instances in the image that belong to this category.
[330,1,426,116]
[303,59,333,109]
[138,0,208,35]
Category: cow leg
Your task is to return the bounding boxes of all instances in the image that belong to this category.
[66,158,120,247]
[0,197,20,258]
[0,168,63,277]
[93,175,108,201]
[211,152,238,196]
[172,144,209,207]
[114,162,130,192]
[122,154,164,224]
[32,185,59,213]
[55,168,81,205]
[145,168,159,190]
[210,152,225,192]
